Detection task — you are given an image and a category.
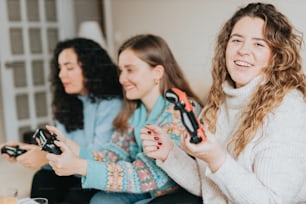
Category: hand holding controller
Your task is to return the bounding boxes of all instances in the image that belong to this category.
[165,88,206,144]
[32,128,62,155]
[1,145,27,157]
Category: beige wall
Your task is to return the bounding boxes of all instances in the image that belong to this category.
[109,0,306,101]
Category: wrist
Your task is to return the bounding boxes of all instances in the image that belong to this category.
[76,158,87,176]
[208,151,226,173]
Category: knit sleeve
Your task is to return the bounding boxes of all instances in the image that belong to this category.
[81,129,177,194]
[157,145,202,196]
[81,103,188,194]
[207,91,306,203]
[81,151,176,194]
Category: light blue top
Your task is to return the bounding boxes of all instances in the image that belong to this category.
[43,96,122,170]
[56,96,122,151]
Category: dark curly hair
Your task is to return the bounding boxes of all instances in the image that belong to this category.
[50,38,123,132]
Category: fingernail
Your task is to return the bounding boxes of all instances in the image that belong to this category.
[157,146,160,149]
[158,142,162,146]
[154,137,159,140]
[147,130,151,134]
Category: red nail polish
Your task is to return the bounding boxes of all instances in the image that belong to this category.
[154,137,159,140]
[158,142,162,146]
[147,130,151,134]
[157,146,160,149]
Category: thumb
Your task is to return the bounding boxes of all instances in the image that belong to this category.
[54,140,68,153]
[46,125,66,142]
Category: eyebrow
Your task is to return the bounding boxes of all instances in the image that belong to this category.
[59,62,78,66]
[230,33,266,42]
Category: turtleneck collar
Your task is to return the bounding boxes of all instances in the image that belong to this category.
[223,75,264,109]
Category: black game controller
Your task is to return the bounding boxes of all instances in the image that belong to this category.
[33,128,62,155]
[165,88,206,144]
[1,145,27,157]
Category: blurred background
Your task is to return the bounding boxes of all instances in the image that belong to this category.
[0,0,305,143]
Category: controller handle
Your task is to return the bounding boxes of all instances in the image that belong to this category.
[165,88,206,144]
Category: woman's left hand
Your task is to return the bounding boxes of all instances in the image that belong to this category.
[182,126,226,173]
[46,140,87,176]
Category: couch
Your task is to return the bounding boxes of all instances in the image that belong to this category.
[0,157,36,199]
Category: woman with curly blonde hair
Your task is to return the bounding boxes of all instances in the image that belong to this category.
[142,2,306,203]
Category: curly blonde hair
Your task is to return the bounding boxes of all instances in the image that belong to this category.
[202,3,306,158]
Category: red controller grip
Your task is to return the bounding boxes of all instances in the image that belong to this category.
[165,88,206,144]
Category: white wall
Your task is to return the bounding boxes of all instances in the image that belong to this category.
[109,0,306,101]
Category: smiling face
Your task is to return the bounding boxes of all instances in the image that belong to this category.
[226,16,272,88]
[58,48,87,95]
[118,49,163,111]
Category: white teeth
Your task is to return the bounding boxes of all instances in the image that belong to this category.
[235,60,251,67]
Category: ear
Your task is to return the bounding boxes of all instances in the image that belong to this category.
[153,65,164,80]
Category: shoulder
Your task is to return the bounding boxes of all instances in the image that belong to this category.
[96,97,123,109]
[280,90,305,109]
[262,90,306,141]
[271,90,306,120]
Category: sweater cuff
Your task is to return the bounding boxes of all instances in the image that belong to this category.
[81,160,107,190]
[79,146,94,160]
[156,145,186,168]
[206,154,238,189]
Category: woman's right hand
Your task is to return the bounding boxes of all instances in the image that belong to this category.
[45,125,80,156]
[140,124,174,161]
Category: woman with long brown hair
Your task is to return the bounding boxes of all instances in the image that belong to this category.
[45,34,202,204]
[142,3,306,203]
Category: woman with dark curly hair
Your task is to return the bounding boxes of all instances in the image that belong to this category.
[142,2,306,204]
[1,38,123,203]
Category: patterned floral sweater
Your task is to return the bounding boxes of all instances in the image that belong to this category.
[79,95,201,197]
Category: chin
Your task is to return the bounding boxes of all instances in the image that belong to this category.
[125,93,139,100]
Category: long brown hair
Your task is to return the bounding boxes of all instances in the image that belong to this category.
[113,34,203,131]
[202,3,306,158]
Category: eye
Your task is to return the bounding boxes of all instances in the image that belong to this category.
[127,68,134,73]
[66,65,75,71]
[255,42,264,47]
[232,38,241,43]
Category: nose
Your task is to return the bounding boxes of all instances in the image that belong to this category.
[119,71,126,85]
[58,68,66,79]
[237,41,251,55]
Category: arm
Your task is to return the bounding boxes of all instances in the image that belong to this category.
[157,145,202,196]
[141,124,202,196]
[206,92,306,203]
[81,130,176,193]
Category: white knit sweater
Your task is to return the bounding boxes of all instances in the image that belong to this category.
[157,77,306,204]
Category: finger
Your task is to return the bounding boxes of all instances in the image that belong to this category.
[180,132,193,152]
[144,145,159,152]
[140,133,155,142]
[142,139,159,148]
[145,124,163,134]
[140,128,149,134]
[45,125,65,141]
[54,140,67,153]
[19,143,37,151]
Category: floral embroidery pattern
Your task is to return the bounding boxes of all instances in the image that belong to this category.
[106,163,124,191]
[134,160,157,191]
